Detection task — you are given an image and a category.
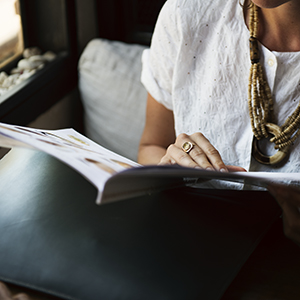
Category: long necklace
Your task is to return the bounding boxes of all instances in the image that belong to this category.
[248,3,300,164]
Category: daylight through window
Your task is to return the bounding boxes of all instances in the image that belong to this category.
[0,0,24,69]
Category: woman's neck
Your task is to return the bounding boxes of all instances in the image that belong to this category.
[245,1,300,52]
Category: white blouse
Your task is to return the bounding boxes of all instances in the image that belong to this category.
[141,0,300,175]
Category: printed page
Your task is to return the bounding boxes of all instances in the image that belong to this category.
[0,122,140,202]
[0,122,299,204]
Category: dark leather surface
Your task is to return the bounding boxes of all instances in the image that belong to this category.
[0,148,281,300]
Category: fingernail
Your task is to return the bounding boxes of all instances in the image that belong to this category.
[220,168,228,173]
[206,167,214,171]
[170,159,176,165]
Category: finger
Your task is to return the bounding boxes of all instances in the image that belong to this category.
[162,143,200,168]
[13,293,30,300]
[227,165,247,172]
[190,133,227,171]
[0,282,12,299]
[159,143,177,165]
[188,144,224,171]
[175,133,220,170]
[158,156,176,165]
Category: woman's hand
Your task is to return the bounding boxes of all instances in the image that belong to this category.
[0,282,30,300]
[158,132,246,172]
[268,184,300,247]
[139,93,246,171]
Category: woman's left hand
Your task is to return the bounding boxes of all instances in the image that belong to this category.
[0,282,30,300]
[268,184,300,247]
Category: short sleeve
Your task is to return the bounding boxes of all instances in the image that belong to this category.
[141,0,180,111]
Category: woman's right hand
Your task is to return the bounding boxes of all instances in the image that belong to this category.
[158,132,246,172]
[138,93,246,172]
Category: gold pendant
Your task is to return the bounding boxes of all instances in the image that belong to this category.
[252,123,289,165]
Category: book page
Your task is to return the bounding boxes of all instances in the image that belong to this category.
[0,122,140,202]
[0,122,299,204]
[102,165,300,203]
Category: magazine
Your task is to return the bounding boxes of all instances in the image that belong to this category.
[0,122,299,204]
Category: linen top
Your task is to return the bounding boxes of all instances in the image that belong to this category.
[141,0,300,175]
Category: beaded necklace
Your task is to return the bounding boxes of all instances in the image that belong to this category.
[248,3,300,164]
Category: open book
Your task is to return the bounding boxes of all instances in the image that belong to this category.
[0,122,299,204]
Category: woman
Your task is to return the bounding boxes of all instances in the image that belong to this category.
[138,0,300,245]
[0,1,299,299]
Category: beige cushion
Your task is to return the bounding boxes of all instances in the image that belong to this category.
[78,39,148,161]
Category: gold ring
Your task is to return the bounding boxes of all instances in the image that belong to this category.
[182,141,194,153]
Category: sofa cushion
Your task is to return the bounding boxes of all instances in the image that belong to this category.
[78,38,148,161]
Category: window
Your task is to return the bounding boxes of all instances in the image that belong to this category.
[0,0,78,126]
[0,0,24,69]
